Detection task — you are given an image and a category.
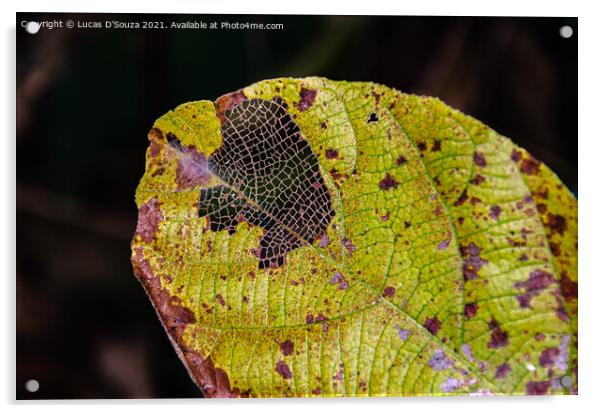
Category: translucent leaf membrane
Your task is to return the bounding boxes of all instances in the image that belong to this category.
[131,77,577,397]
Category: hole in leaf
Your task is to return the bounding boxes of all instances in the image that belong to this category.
[198,98,335,269]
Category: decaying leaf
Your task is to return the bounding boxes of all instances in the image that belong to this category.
[131,77,577,397]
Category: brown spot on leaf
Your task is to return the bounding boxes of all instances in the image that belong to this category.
[521,227,532,240]
[325,148,339,159]
[135,197,163,243]
[536,188,549,199]
[332,363,344,382]
[329,271,349,290]
[471,174,485,185]
[464,303,477,319]
[380,211,390,222]
[487,318,509,349]
[560,271,578,302]
[151,166,165,177]
[330,167,343,182]
[371,90,381,104]
[148,127,164,157]
[215,294,225,307]
[423,317,441,335]
[438,239,451,250]
[489,205,502,220]
[520,156,542,175]
[556,304,569,322]
[511,149,523,163]
[495,363,511,379]
[525,380,550,395]
[311,387,322,395]
[383,286,396,298]
[431,140,442,152]
[514,269,555,308]
[342,238,356,258]
[358,380,367,391]
[192,355,250,397]
[297,87,317,111]
[460,242,488,281]
[546,213,567,235]
[539,347,560,368]
[280,339,294,356]
[275,360,293,379]
[549,242,560,257]
[473,151,487,167]
[379,173,398,191]
[396,155,407,165]
[515,294,532,308]
[453,189,469,207]
[215,90,247,124]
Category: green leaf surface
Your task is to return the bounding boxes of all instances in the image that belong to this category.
[131,77,577,397]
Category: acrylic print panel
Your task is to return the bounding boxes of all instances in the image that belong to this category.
[16,13,577,399]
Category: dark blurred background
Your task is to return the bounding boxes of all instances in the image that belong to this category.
[16,13,577,399]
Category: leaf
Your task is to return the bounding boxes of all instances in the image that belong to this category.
[131,77,577,397]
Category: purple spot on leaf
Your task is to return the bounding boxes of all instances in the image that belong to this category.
[438,239,451,250]
[395,324,411,341]
[428,349,454,371]
[280,340,294,356]
[495,363,511,379]
[275,360,293,379]
[424,317,441,335]
[474,151,487,167]
[440,377,462,392]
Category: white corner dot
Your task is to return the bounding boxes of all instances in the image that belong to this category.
[25,21,41,34]
[559,25,573,39]
[25,379,39,392]
[560,375,573,388]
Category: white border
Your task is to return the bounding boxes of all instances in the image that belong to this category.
[0,0,584,16]
[3,1,600,413]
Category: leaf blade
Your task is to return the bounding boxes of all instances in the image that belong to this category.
[131,77,577,397]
